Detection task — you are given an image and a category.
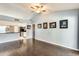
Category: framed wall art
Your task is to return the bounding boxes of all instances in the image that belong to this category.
[27,25,31,29]
[60,20,68,28]
[43,22,48,29]
[49,22,56,28]
[37,24,42,29]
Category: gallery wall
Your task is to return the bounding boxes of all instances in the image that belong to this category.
[32,9,79,50]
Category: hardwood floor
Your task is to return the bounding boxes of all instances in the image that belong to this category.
[0,39,79,56]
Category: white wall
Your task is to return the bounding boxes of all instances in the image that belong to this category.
[32,9,79,50]
[26,13,39,39]
[0,16,26,43]
[26,25,32,39]
[0,33,19,43]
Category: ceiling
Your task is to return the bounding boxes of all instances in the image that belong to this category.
[46,3,79,12]
[0,3,79,22]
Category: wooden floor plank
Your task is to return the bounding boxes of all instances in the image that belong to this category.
[0,39,79,56]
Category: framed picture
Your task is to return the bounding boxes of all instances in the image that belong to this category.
[37,24,42,29]
[49,22,56,28]
[60,20,68,28]
[43,22,48,29]
[27,25,31,29]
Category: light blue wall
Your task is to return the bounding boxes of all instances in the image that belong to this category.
[32,9,79,50]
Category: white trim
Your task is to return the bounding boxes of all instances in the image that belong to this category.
[36,39,79,51]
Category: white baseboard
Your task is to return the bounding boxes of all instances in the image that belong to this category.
[36,39,79,51]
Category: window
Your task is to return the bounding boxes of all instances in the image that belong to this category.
[0,26,6,33]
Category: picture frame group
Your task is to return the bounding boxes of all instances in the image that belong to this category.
[37,22,56,29]
[26,19,68,29]
[37,20,68,29]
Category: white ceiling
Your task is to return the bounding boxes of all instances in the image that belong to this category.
[46,3,79,12]
[0,3,32,20]
[0,3,79,22]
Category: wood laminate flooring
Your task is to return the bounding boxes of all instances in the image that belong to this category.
[0,39,79,56]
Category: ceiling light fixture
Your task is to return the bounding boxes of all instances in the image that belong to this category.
[30,4,46,13]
